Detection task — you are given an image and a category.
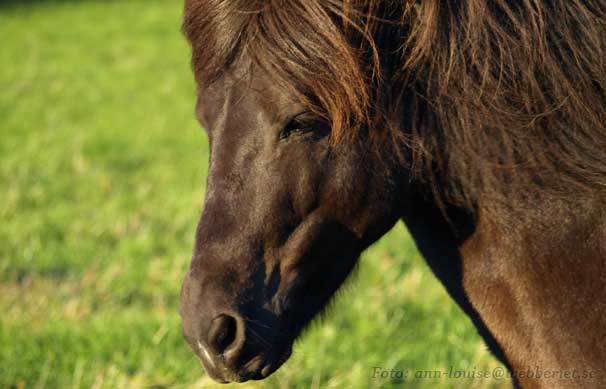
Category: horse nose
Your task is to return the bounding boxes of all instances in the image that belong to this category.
[197,312,248,372]
[207,314,239,357]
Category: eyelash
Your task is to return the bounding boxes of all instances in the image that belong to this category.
[279,114,328,140]
[279,121,313,140]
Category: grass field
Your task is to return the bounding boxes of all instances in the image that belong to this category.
[0,1,509,388]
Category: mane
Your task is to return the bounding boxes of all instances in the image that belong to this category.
[183,0,606,210]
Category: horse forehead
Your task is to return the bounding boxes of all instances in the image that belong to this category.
[202,69,304,130]
[198,80,263,133]
[196,81,276,168]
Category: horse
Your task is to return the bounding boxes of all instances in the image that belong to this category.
[178,1,606,387]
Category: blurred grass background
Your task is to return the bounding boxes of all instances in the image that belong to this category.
[0,1,508,388]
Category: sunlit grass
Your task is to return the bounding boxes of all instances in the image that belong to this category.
[0,1,508,388]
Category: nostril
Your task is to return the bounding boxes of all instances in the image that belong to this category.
[208,314,238,355]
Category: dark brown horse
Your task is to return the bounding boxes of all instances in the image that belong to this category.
[178,1,606,387]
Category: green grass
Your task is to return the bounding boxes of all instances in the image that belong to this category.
[0,1,509,388]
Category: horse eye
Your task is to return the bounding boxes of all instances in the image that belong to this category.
[279,113,329,140]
